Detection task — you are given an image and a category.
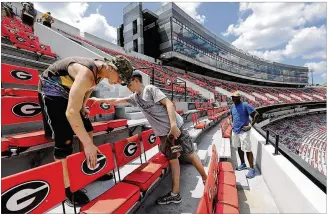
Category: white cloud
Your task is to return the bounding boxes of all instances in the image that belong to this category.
[249,50,284,62]
[163,2,206,24]
[283,25,326,59]
[304,61,327,76]
[34,3,117,43]
[222,3,326,54]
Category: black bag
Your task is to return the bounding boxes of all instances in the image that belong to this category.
[167,135,183,156]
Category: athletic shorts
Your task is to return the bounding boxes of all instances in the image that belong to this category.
[38,93,93,159]
[232,130,252,152]
[159,125,195,160]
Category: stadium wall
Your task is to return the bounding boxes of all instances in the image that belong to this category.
[34,23,124,98]
[250,129,326,213]
[83,32,125,54]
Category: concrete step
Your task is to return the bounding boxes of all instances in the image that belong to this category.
[126,112,145,120]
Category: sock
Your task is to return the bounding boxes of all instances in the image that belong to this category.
[171,192,178,196]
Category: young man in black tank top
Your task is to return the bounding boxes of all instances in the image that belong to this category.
[38,55,134,206]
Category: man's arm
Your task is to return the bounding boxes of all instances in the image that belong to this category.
[89,97,129,105]
[160,97,181,139]
[66,68,94,147]
[250,111,260,126]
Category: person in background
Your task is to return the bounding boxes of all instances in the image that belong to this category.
[21,2,37,30]
[90,71,208,205]
[40,11,54,28]
[229,91,259,179]
[38,56,133,207]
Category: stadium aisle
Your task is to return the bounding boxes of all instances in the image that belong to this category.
[134,125,220,214]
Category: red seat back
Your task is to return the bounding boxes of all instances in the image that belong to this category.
[86,99,115,117]
[113,134,141,168]
[204,152,218,214]
[66,144,115,192]
[196,197,208,214]
[141,129,161,152]
[2,96,42,125]
[1,63,39,86]
[1,161,65,214]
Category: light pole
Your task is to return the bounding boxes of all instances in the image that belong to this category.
[310,69,314,86]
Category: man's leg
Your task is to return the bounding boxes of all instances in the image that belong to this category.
[187,152,207,181]
[232,132,247,170]
[169,158,180,194]
[241,131,256,178]
[156,137,182,205]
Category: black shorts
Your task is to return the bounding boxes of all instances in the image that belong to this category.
[42,21,51,28]
[159,126,195,160]
[38,93,93,159]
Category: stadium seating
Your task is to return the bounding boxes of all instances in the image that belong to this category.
[263,113,327,175]
[192,113,206,129]
[1,63,39,86]
[196,145,239,214]
[1,161,66,214]
[141,129,169,172]
[67,143,141,214]
[112,134,162,194]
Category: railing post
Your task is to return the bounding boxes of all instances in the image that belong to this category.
[274,135,279,155]
[184,82,187,102]
[265,130,269,145]
[152,67,154,85]
[171,80,174,101]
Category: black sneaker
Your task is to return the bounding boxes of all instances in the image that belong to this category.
[156,192,182,205]
[96,173,114,181]
[65,188,90,207]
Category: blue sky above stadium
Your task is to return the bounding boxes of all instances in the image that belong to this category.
[34,2,327,84]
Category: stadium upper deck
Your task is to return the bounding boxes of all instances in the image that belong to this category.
[117,3,309,86]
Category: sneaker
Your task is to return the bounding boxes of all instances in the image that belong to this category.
[246,168,256,179]
[236,163,247,171]
[156,191,182,205]
[65,188,90,207]
[96,173,114,181]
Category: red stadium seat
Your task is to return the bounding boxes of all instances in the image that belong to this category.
[67,144,140,214]
[92,122,108,133]
[218,162,234,172]
[1,88,6,96]
[1,63,39,86]
[86,99,115,117]
[196,197,207,214]
[1,161,65,214]
[218,171,236,187]
[2,96,42,125]
[113,135,162,193]
[141,129,169,171]
[37,43,56,57]
[2,138,9,152]
[223,125,232,138]
[215,203,239,214]
[216,183,239,209]
[4,88,38,97]
[107,119,128,130]
[8,130,51,148]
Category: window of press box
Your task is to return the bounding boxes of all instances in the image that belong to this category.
[133,20,137,35]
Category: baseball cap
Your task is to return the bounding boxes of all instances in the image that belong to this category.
[231,91,240,97]
[104,55,134,86]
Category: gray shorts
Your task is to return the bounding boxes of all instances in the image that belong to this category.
[159,126,195,160]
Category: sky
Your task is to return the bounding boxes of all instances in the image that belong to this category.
[34,2,327,84]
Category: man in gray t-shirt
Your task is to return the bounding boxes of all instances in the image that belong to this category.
[90,71,207,205]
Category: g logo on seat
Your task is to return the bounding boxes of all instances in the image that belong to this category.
[81,154,107,175]
[166,78,171,86]
[148,133,156,145]
[10,70,32,81]
[2,181,50,214]
[124,142,138,157]
[100,103,110,110]
[12,102,41,117]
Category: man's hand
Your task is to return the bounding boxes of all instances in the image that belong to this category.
[80,106,90,118]
[169,125,181,140]
[242,124,251,131]
[84,143,101,169]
